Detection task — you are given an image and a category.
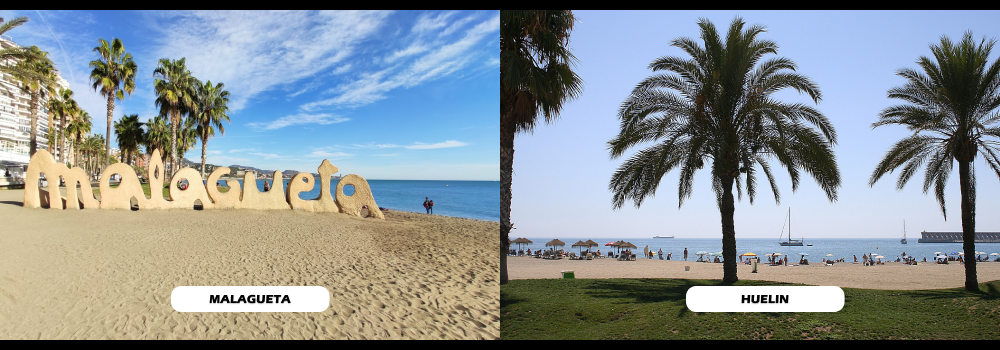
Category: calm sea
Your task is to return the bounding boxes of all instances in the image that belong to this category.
[219,179,499,222]
[512,238,1000,262]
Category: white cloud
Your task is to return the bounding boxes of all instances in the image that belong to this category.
[246,113,350,130]
[404,140,468,149]
[301,12,499,111]
[248,152,281,159]
[145,10,392,111]
[308,150,352,158]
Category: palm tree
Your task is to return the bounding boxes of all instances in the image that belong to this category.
[153,57,198,179]
[869,32,1000,292]
[176,114,199,169]
[607,17,840,283]
[143,114,171,169]
[83,134,105,178]
[90,38,137,171]
[66,110,91,168]
[0,17,46,80]
[46,88,78,164]
[114,114,145,166]
[12,45,57,157]
[499,10,583,284]
[193,80,231,179]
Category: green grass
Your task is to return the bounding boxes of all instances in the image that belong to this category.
[501,278,1000,340]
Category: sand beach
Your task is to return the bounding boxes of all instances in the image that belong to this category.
[0,189,499,339]
[507,254,1000,290]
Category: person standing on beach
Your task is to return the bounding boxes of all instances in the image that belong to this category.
[423,197,430,214]
[429,199,434,214]
[684,248,688,261]
[263,180,270,192]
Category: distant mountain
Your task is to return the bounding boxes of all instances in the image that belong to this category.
[178,159,322,178]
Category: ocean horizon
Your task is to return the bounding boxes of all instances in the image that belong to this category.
[219,178,499,222]
[511,237,1000,262]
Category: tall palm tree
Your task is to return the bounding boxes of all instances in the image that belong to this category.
[193,80,231,179]
[0,17,46,80]
[143,114,171,171]
[869,32,1000,292]
[114,114,145,166]
[153,58,198,179]
[46,88,78,164]
[13,45,56,157]
[66,110,91,168]
[499,10,583,284]
[83,134,105,178]
[90,38,137,172]
[176,114,199,169]
[607,17,840,283]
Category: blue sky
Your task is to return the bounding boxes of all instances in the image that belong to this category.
[1,10,499,180]
[510,10,1000,239]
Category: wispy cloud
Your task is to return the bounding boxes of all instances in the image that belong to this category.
[404,140,468,149]
[308,150,353,158]
[301,11,499,111]
[145,10,392,111]
[248,152,281,159]
[246,113,350,130]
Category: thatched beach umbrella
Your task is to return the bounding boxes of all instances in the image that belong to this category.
[545,239,565,251]
[585,239,599,248]
[572,240,590,253]
[511,237,533,250]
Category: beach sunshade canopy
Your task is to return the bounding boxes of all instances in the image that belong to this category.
[741,253,757,256]
[800,253,809,256]
[546,239,565,247]
[992,253,1000,256]
[572,240,590,248]
[826,254,834,256]
[695,251,709,255]
[875,256,885,259]
[585,240,599,247]
[621,242,637,249]
[774,253,784,256]
[512,237,533,244]
[605,242,617,246]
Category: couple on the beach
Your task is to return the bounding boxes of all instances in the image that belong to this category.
[423,197,435,214]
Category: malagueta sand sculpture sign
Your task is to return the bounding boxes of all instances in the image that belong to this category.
[23,149,384,219]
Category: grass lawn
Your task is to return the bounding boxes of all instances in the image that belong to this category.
[501,278,1000,340]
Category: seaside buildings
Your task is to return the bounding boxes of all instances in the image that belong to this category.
[1,34,71,168]
[917,232,1000,243]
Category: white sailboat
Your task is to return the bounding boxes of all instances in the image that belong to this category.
[901,220,907,244]
[778,208,804,246]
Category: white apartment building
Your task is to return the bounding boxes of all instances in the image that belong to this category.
[1,34,71,166]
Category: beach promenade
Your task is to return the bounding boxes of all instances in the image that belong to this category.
[0,189,499,339]
[507,255,1000,290]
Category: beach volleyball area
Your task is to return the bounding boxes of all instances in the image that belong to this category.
[0,189,499,340]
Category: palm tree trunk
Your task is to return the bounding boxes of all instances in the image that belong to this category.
[958,160,978,291]
[201,134,208,180]
[59,117,66,165]
[501,117,514,285]
[719,174,739,283]
[47,112,55,157]
[29,91,38,157]
[171,109,178,180]
[105,96,113,171]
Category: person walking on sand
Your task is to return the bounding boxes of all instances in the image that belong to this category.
[423,197,430,214]
[684,248,688,261]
